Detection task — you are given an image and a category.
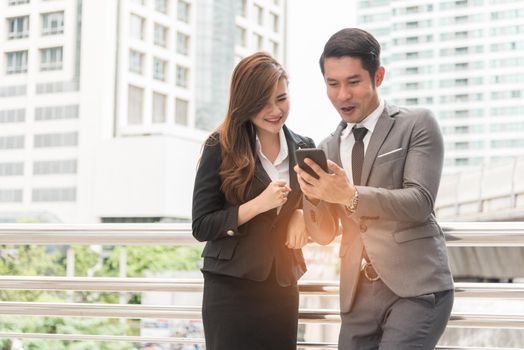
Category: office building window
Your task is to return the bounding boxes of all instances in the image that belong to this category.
[35,105,79,120]
[254,4,263,25]
[128,85,143,125]
[130,14,145,40]
[406,21,418,29]
[271,40,279,57]
[253,33,263,50]
[236,26,246,47]
[270,12,279,33]
[0,109,25,123]
[491,25,524,36]
[176,32,189,55]
[0,189,22,203]
[405,98,419,105]
[129,50,143,74]
[155,0,168,13]
[154,23,168,47]
[40,47,63,71]
[7,16,29,39]
[153,58,167,81]
[42,12,64,35]
[32,187,76,202]
[0,136,24,149]
[33,159,77,175]
[0,85,26,97]
[152,92,166,123]
[6,51,28,74]
[493,73,524,84]
[175,98,188,126]
[177,1,190,23]
[237,0,247,17]
[0,163,24,176]
[176,65,189,88]
[8,0,30,4]
[34,132,78,148]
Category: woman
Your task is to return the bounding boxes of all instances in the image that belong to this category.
[192,52,314,350]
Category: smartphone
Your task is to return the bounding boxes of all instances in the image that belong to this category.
[295,148,328,179]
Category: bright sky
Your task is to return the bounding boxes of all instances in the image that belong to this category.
[286,1,357,144]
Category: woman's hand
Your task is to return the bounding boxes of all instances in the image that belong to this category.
[286,209,309,249]
[254,180,291,213]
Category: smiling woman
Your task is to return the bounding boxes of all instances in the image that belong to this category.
[191,51,315,350]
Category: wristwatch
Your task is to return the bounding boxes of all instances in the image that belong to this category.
[344,189,359,214]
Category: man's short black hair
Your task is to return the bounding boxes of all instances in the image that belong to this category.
[319,28,381,84]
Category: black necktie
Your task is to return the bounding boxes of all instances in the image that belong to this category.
[352,127,368,186]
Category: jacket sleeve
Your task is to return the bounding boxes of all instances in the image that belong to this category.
[191,141,240,242]
[354,110,444,223]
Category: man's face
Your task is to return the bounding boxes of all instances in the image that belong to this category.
[323,56,384,124]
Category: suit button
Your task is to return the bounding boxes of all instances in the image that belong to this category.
[226,230,235,236]
[360,223,367,233]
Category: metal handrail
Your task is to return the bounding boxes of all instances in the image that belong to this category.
[1,223,524,349]
[0,301,523,329]
[0,222,524,246]
[0,276,524,299]
[0,333,516,350]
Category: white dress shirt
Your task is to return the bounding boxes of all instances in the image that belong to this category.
[340,98,385,183]
[256,129,289,214]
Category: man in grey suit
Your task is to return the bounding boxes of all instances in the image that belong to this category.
[294,28,454,349]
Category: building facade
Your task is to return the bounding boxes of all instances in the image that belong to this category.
[0,0,287,223]
[195,0,287,130]
[357,0,524,173]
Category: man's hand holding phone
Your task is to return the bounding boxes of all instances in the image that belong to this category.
[294,148,356,205]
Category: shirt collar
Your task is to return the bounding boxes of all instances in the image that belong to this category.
[255,128,288,165]
[343,98,385,137]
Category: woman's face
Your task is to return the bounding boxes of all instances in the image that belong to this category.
[251,78,289,137]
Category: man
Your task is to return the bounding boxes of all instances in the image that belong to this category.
[295,28,454,349]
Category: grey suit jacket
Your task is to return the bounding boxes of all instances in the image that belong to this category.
[304,102,454,313]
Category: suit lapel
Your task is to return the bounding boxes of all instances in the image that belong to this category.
[253,157,271,187]
[325,121,347,167]
[277,126,308,218]
[361,105,397,185]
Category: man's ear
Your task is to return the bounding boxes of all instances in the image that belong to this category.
[375,66,385,87]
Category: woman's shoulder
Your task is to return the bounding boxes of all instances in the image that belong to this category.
[203,131,221,149]
[199,132,222,161]
[284,126,315,148]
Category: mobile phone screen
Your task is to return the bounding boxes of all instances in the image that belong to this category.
[295,148,328,179]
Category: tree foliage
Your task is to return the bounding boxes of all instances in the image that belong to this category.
[0,243,202,349]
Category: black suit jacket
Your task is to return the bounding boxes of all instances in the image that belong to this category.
[192,125,315,286]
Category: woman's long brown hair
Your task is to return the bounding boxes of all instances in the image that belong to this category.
[218,52,287,204]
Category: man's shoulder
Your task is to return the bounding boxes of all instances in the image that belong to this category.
[318,121,346,149]
[387,103,436,125]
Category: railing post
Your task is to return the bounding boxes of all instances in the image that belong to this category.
[119,249,127,305]
[66,246,75,302]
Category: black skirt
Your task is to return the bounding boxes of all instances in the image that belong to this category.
[202,267,299,350]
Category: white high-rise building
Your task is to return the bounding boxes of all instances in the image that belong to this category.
[0,0,287,223]
[356,0,524,173]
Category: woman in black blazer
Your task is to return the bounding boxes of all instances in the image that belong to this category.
[192,52,315,350]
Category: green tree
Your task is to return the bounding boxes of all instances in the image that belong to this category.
[0,242,202,349]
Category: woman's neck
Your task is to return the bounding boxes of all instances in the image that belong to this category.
[258,129,281,164]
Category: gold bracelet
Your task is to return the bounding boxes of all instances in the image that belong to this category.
[344,189,359,214]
